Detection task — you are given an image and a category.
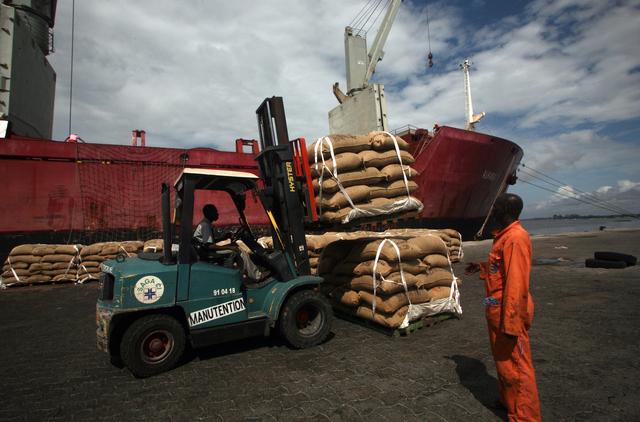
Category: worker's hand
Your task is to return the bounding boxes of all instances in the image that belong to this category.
[464,262,481,275]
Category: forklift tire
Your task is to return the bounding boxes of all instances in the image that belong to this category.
[278,289,333,349]
[120,314,186,378]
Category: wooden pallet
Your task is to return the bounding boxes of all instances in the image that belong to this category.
[334,307,457,337]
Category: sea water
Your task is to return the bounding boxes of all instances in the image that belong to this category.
[521,217,640,236]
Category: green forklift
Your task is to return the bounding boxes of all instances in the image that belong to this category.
[96,98,332,377]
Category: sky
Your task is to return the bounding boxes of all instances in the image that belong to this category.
[47,0,640,219]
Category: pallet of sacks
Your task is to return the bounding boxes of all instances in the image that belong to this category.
[78,240,144,282]
[258,228,463,275]
[309,132,423,224]
[318,234,462,329]
[1,244,82,287]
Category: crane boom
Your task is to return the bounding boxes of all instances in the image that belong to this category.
[330,0,403,135]
[364,0,403,86]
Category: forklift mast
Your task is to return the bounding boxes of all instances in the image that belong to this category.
[254,97,317,276]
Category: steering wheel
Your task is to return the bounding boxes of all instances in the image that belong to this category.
[229,226,245,243]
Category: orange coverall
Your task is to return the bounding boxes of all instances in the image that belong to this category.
[480,220,541,421]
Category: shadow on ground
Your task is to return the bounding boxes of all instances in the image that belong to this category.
[447,354,507,421]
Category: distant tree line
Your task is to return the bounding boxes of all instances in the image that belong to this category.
[551,213,640,219]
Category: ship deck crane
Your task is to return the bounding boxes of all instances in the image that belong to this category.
[329,0,403,135]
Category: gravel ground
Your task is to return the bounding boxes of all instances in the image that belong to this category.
[0,229,639,421]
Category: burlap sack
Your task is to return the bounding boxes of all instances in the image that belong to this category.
[407,236,448,257]
[120,241,144,253]
[53,274,77,282]
[423,254,450,269]
[41,254,76,263]
[380,164,418,182]
[82,255,105,262]
[3,262,29,271]
[369,132,410,151]
[9,244,43,256]
[32,246,56,256]
[54,245,81,255]
[51,262,74,270]
[306,234,342,251]
[415,268,454,289]
[356,305,409,329]
[389,258,428,275]
[81,243,105,257]
[311,134,372,156]
[328,288,360,307]
[359,288,432,314]
[428,286,452,301]
[449,238,461,247]
[310,152,363,177]
[313,167,384,194]
[26,275,51,283]
[81,261,101,268]
[441,229,461,239]
[347,239,420,262]
[316,185,370,210]
[43,269,75,276]
[358,149,415,168]
[309,257,319,267]
[370,180,417,199]
[79,266,101,274]
[143,239,163,252]
[29,262,54,271]
[2,269,31,277]
[352,259,393,277]
[0,276,20,283]
[349,272,419,295]
[100,243,120,255]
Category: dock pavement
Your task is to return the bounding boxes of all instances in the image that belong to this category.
[0,229,638,421]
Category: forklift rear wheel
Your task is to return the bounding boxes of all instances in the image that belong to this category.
[120,314,186,378]
[279,289,332,349]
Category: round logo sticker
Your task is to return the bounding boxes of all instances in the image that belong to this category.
[134,276,165,304]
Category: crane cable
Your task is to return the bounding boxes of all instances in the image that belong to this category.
[356,0,385,36]
[68,0,75,135]
[518,168,636,217]
[351,0,381,34]
[517,165,639,218]
[518,164,638,216]
[367,0,391,35]
[426,2,433,68]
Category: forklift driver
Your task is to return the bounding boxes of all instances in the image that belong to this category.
[193,204,226,245]
[193,204,265,281]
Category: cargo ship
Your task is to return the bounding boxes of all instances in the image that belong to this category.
[0,0,522,260]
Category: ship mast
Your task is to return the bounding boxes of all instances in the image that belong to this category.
[460,59,485,131]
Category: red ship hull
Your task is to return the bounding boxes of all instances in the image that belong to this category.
[397,125,523,236]
[0,127,522,259]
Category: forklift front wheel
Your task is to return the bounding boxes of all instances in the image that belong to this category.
[279,289,333,349]
[120,314,186,378]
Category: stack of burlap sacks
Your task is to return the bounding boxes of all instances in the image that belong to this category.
[1,244,82,286]
[317,232,462,329]
[77,240,144,280]
[309,132,423,223]
[1,239,165,287]
[259,228,463,277]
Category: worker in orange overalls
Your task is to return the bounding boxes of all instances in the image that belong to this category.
[466,193,541,421]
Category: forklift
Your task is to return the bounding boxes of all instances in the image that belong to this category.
[96,97,332,378]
